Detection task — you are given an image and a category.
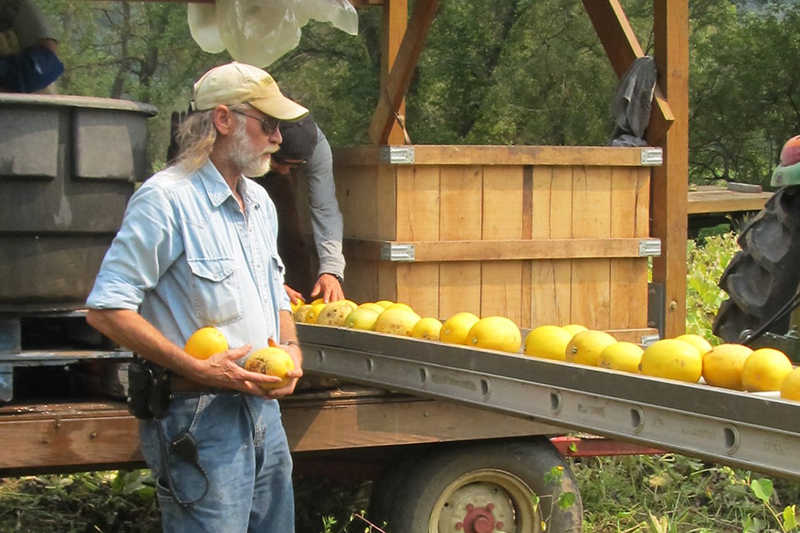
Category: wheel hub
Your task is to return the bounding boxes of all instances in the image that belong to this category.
[455,503,505,533]
[432,469,541,533]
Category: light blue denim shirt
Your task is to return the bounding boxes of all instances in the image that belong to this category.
[86,160,291,359]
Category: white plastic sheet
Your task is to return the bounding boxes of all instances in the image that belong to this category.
[188,0,358,68]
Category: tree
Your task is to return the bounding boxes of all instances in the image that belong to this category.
[688,0,800,186]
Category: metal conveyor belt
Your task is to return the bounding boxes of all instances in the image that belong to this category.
[298,324,800,481]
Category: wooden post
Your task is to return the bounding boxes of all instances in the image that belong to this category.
[369,0,440,144]
[581,0,674,144]
[651,0,689,338]
[381,0,408,145]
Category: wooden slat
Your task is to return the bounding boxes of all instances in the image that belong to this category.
[343,259,379,306]
[608,258,648,329]
[635,168,651,236]
[652,1,690,338]
[481,166,524,323]
[0,415,142,472]
[375,161,398,300]
[337,163,380,240]
[376,162,397,241]
[396,165,440,241]
[378,261,398,302]
[369,0,441,144]
[380,0,408,144]
[334,145,657,167]
[521,166,534,327]
[396,263,439,318]
[581,0,674,144]
[609,167,650,330]
[688,185,772,215]
[531,166,573,327]
[570,167,612,329]
[344,238,653,262]
[286,397,557,452]
[439,166,482,318]
[0,396,559,473]
[606,327,660,344]
[395,164,440,316]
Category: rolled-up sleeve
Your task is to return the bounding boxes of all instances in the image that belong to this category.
[304,126,346,279]
[86,184,182,311]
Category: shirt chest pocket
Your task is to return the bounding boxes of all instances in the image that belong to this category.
[187,257,243,326]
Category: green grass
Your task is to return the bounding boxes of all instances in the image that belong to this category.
[1,459,798,533]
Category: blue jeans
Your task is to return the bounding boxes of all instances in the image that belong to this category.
[140,392,294,533]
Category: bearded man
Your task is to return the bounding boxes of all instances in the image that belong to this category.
[85,61,305,533]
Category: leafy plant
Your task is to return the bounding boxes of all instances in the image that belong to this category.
[685,232,741,342]
[743,477,799,532]
[575,454,800,533]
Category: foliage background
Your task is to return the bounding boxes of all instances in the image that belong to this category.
[9,1,799,531]
[39,0,800,183]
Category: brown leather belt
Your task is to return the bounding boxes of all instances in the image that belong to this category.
[170,376,226,394]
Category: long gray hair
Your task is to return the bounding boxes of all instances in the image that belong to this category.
[176,110,216,173]
[176,105,249,173]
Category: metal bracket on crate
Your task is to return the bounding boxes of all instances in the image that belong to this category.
[380,146,415,165]
[638,239,662,257]
[640,334,661,347]
[381,243,415,262]
[640,148,663,166]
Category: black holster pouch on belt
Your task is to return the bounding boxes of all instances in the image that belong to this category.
[127,356,171,420]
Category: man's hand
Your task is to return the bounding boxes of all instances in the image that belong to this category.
[284,284,305,306]
[192,345,284,397]
[310,273,344,303]
[264,341,304,399]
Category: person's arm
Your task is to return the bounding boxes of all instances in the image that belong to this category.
[0,45,63,92]
[86,309,279,394]
[0,0,63,93]
[303,126,346,301]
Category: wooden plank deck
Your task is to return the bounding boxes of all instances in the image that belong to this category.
[688,185,773,216]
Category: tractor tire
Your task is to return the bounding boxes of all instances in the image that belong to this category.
[367,438,582,533]
[713,185,800,342]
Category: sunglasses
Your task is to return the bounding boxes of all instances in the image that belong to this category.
[230,109,281,135]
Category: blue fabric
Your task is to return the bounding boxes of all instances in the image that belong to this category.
[87,160,294,531]
[87,160,291,352]
[0,45,63,92]
[139,392,294,533]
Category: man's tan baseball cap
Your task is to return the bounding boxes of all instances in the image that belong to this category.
[192,61,309,121]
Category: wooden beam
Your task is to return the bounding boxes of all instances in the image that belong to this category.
[688,186,772,216]
[0,394,557,475]
[581,0,674,144]
[380,0,408,144]
[344,238,656,262]
[368,0,441,144]
[651,0,690,338]
[333,145,658,166]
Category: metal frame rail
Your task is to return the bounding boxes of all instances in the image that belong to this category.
[298,324,800,481]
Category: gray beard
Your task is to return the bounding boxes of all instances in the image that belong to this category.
[230,124,273,177]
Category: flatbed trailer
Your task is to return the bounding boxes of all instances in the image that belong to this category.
[299,324,800,482]
[2,319,799,531]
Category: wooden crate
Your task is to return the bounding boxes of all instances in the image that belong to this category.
[296,145,660,343]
